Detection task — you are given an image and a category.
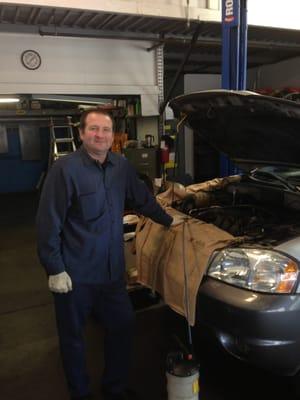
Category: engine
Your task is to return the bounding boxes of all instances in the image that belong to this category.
[172,181,300,244]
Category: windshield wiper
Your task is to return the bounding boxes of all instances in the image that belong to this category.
[250,168,300,192]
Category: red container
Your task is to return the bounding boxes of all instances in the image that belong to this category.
[160,147,169,163]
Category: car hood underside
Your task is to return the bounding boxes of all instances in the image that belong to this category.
[169,90,300,171]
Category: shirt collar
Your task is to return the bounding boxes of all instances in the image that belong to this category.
[79,145,116,167]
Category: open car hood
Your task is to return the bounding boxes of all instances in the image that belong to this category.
[169,90,300,170]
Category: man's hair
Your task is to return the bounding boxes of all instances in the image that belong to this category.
[79,108,114,131]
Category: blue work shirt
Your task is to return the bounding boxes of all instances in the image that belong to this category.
[36,146,172,284]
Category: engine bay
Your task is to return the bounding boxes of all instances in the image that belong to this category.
[172,179,300,245]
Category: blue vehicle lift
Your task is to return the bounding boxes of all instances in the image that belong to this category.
[221,0,248,176]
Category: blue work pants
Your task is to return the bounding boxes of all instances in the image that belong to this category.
[53,280,135,398]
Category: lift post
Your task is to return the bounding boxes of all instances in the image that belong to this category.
[221,0,248,176]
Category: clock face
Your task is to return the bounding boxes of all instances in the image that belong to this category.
[21,50,41,70]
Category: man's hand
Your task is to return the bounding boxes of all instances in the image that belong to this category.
[170,215,187,227]
[48,271,73,293]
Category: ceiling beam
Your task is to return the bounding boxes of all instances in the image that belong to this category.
[113,15,135,30]
[46,8,55,25]
[103,14,129,30]
[1,22,300,54]
[32,7,42,25]
[59,10,72,26]
[84,13,101,28]
[27,7,37,24]
[71,11,85,28]
[96,14,118,30]
[14,6,20,23]
[0,6,5,22]
[125,16,147,30]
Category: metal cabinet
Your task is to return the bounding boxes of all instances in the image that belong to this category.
[124,148,160,179]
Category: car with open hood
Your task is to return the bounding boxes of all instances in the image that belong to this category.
[168,90,300,376]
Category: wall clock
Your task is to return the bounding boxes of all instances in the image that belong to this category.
[21,50,42,70]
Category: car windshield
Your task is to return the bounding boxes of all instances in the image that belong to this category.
[250,166,300,192]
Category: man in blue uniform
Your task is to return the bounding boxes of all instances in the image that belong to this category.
[36,109,182,400]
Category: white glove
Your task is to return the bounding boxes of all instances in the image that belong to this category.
[170,215,187,227]
[48,271,73,293]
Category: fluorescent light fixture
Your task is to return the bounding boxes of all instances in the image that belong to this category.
[0,97,19,103]
[32,94,111,105]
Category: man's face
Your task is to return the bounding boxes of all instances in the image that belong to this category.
[80,112,114,156]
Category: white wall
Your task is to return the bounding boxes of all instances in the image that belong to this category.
[0,32,159,115]
[248,57,300,90]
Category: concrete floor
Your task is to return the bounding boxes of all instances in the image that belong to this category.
[1,193,299,400]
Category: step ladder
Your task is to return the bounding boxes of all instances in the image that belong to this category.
[48,116,77,168]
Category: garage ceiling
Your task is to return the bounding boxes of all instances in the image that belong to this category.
[1,4,300,74]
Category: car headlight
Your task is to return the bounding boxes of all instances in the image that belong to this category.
[208,248,299,294]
